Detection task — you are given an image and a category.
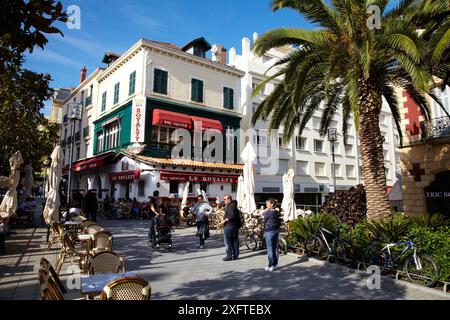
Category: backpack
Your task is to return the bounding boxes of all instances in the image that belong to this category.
[235,208,245,229]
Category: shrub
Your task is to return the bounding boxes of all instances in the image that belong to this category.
[287,213,339,247]
[410,213,450,231]
[320,185,367,227]
[366,213,411,243]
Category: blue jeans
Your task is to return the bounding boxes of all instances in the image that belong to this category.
[224,226,239,259]
[147,217,156,241]
[265,230,279,267]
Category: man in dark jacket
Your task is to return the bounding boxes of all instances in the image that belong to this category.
[84,190,98,222]
[220,195,240,261]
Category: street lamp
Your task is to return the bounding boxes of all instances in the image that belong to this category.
[67,103,82,207]
[328,128,338,193]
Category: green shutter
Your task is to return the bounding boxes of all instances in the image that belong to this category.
[154,69,160,93]
[114,82,120,104]
[161,70,168,94]
[129,71,136,96]
[223,87,228,108]
[101,92,107,111]
[223,87,234,109]
[198,80,203,102]
[191,79,197,101]
[229,88,234,109]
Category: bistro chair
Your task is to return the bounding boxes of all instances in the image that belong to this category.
[91,231,113,254]
[55,232,88,274]
[47,222,64,250]
[85,224,104,235]
[80,219,95,231]
[89,251,125,275]
[38,268,64,300]
[40,258,67,293]
[99,277,151,300]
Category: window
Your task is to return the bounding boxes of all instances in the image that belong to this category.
[330,120,338,129]
[262,55,272,63]
[231,184,237,193]
[64,129,67,140]
[252,102,259,114]
[314,139,324,152]
[153,69,168,94]
[138,180,145,197]
[96,131,104,153]
[151,126,177,145]
[76,145,80,160]
[170,181,178,194]
[345,144,353,156]
[104,121,120,150]
[114,82,120,104]
[313,117,321,130]
[346,165,355,178]
[315,162,326,176]
[191,78,203,102]
[253,130,267,146]
[81,90,85,107]
[297,161,308,175]
[129,71,136,96]
[223,87,234,109]
[101,92,107,112]
[331,164,341,177]
[296,137,307,150]
[277,135,288,148]
[252,81,266,94]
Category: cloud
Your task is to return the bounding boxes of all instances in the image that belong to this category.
[120,3,165,32]
[27,48,82,68]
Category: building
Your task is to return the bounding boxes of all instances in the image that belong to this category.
[59,38,245,203]
[230,33,402,210]
[49,88,71,124]
[399,83,450,217]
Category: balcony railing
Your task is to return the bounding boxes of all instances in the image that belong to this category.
[421,116,450,140]
[146,142,233,163]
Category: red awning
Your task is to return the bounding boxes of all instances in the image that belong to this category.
[72,153,113,172]
[152,109,193,129]
[191,116,223,132]
[160,171,238,184]
[109,170,141,182]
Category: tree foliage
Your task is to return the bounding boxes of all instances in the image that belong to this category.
[0,0,67,176]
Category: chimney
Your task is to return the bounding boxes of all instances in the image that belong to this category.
[80,66,87,84]
[220,47,227,65]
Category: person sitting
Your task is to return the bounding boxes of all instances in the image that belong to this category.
[131,198,141,220]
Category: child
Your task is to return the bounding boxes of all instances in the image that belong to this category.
[0,218,7,253]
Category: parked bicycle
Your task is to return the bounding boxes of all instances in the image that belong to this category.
[362,240,439,287]
[306,224,351,265]
[244,217,288,255]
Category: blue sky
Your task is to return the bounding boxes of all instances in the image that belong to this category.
[23,0,310,115]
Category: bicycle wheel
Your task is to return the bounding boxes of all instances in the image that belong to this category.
[277,237,288,255]
[366,250,390,275]
[333,241,348,265]
[245,234,258,251]
[404,254,439,287]
[306,237,327,258]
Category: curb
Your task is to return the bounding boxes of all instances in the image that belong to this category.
[286,252,450,299]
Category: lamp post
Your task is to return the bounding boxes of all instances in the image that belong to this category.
[328,128,337,193]
[67,103,82,207]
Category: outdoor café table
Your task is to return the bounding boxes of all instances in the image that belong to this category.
[81,272,136,296]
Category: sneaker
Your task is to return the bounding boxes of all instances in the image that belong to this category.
[268,266,275,272]
[199,245,204,249]
[223,257,232,262]
[264,266,271,271]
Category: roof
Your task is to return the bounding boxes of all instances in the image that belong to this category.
[120,150,243,170]
[102,52,121,64]
[181,37,212,52]
[147,40,181,51]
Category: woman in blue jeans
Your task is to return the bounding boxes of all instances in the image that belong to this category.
[262,198,282,272]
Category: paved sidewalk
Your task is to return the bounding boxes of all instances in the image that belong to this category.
[1,216,449,300]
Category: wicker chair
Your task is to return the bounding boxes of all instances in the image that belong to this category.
[47,222,64,250]
[89,251,125,275]
[80,219,95,231]
[55,232,88,274]
[99,277,151,300]
[91,231,113,254]
[40,258,67,293]
[38,269,64,300]
[85,224,104,235]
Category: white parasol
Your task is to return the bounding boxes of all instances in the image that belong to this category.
[240,142,257,215]
[0,151,24,218]
[42,146,63,224]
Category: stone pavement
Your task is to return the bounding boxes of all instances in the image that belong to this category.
[1,214,449,300]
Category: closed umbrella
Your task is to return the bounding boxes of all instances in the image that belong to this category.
[282,168,297,222]
[24,164,33,199]
[181,182,190,209]
[0,151,24,219]
[236,175,244,209]
[240,142,257,215]
[43,146,63,224]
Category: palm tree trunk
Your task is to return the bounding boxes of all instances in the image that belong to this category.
[358,79,391,221]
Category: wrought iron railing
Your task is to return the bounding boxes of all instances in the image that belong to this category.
[421,116,450,140]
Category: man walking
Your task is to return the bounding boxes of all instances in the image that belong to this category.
[84,190,98,222]
[220,195,240,261]
[192,195,212,249]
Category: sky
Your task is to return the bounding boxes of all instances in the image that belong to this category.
[23,0,311,116]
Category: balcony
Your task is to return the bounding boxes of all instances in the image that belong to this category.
[421,116,450,140]
[147,142,173,158]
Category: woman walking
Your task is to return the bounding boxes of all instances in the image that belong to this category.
[262,198,282,272]
[192,195,212,249]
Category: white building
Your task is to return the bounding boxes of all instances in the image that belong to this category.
[59,38,245,214]
[230,33,402,210]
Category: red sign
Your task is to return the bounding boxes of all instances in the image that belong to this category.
[160,119,191,129]
[135,107,142,141]
[109,170,141,182]
[160,171,238,184]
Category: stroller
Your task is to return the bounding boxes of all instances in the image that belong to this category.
[154,215,173,249]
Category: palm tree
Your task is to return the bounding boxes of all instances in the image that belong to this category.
[252,0,449,221]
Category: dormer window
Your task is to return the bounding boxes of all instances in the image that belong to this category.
[182,37,212,58]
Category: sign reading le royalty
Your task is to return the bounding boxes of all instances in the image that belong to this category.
[131,99,146,143]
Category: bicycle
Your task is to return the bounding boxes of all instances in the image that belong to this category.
[362,240,439,287]
[305,224,351,265]
[244,219,288,255]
